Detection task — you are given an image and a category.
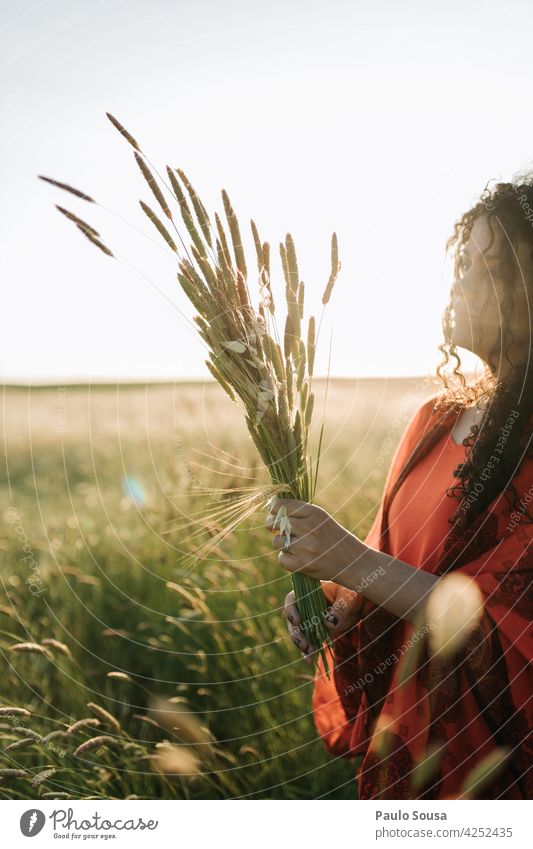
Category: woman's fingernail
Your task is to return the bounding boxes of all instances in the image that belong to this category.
[325,613,338,625]
[287,614,295,625]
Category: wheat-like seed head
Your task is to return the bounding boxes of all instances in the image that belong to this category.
[0,707,31,716]
[86,702,121,732]
[66,718,101,735]
[140,201,177,252]
[38,175,94,202]
[9,642,50,656]
[134,152,172,220]
[73,735,120,757]
[41,638,72,658]
[106,112,141,150]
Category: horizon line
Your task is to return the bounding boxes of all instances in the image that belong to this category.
[2,373,451,389]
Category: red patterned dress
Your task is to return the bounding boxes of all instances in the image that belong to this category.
[312,397,533,799]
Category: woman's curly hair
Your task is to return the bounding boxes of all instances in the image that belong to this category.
[435,172,533,539]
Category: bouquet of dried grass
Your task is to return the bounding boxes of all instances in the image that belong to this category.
[39,113,342,676]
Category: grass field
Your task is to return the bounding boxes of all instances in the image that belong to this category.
[0,376,436,799]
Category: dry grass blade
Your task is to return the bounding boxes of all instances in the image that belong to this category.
[42,730,67,743]
[177,168,212,247]
[139,200,177,252]
[285,233,299,293]
[284,314,294,360]
[66,718,101,735]
[4,737,38,752]
[134,152,172,220]
[222,189,247,278]
[55,206,100,238]
[307,316,316,377]
[73,735,121,757]
[322,232,340,305]
[107,671,133,682]
[38,175,94,203]
[285,357,294,409]
[205,359,236,402]
[250,219,263,269]
[31,768,57,786]
[304,392,314,427]
[77,227,114,257]
[262,241,271,277]
[41,638,72,658]
[133,713,163,731]
[296,340,306,390]
[166,582,205,608]
[167,167,207,257]
[279,242,290,288]
[0,707,31,717]
[297,281,305,319]
[9,642,50,656]
[86,702,121,732]
[9,728,41,741]
[215,211,234,272]
[235,268,252,314]
[106,112,140,150]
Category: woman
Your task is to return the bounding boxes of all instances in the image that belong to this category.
[266,178,533,800]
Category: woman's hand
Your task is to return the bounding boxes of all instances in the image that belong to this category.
[284,581,364,664]
[265,497,367,585]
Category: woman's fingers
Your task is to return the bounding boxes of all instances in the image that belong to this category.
[323,587,364,635]
[283,590,300,626]
[288,621,309,651]
[288,622,316,664]
[320,581,338,605]
[267,498,312,518]
[284,592,316,663]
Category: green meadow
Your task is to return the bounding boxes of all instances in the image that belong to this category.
[0,377,434,799]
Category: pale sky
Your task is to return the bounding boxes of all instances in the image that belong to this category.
[2,0,533,382]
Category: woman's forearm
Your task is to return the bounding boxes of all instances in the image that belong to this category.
[336,542,439,625]
[265,497,440,624]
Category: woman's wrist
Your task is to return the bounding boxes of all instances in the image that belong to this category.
[335,540,439,624]
[338,539,383,595]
